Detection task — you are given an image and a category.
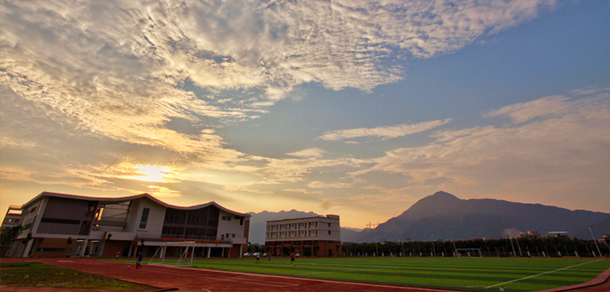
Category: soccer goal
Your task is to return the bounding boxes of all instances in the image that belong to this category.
[455,248,483,257]
[148,241,196,267]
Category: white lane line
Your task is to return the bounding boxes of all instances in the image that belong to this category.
[485,259,604,289]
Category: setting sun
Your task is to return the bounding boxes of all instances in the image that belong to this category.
[131,164,173,183]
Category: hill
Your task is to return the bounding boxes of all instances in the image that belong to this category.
[355,191,609,242]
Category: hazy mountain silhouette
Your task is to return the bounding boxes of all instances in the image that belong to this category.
[354,191,609,242]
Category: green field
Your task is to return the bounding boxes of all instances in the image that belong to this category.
[146,257,609,291]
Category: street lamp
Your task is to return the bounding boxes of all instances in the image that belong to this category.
[431,234,436,257]
[588,227,603,258]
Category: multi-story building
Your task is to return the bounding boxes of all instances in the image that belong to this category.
[4,191,250,258]
[1,205,22,231]
[264,215,341,257]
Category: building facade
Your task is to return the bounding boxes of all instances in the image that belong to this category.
[3,192,250,258]
[264,215,341,257]
[1,205,22,232]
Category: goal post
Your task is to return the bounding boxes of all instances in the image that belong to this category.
[455,248,483,257]
[147,241,196,267]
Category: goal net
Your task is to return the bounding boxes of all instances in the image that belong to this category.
[455,248,483,257]
[148,241,196,267]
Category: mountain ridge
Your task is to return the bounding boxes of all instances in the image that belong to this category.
[354,191,609,242]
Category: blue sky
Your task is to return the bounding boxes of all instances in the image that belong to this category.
[1,0,608,228]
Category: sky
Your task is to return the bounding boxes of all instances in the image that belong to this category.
[1,0,608,229]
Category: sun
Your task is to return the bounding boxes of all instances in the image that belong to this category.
[131,164,173,183]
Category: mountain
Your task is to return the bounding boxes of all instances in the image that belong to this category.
[247,210,363,244]
[355,191,609,242]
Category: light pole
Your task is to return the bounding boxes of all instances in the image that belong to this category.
[508,236,516,257]
[399,240,404,256]
[375,242,379,257]
[431,234,436,257]
[588,227,603,258]
[515,237,523,257]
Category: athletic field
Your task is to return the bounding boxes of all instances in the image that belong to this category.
[147,257,609,291]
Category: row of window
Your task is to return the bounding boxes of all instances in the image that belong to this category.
[266,230,332,239]
[220,233,236,240]
[140,207,244,230]
[267,222,330,231]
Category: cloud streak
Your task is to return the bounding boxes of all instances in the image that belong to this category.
[319,119,452,141]
[353,91,609,208]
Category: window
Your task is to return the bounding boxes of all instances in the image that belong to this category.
[328,223,331,227]
[240,217,244,225]
[328,230,331,235]
[232,234,235,238]
[139,208,150,229]
[222,216,231,221]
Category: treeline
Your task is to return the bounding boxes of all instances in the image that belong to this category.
[342,237,609,257]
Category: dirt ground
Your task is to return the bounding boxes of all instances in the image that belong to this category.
[1,258,608,292]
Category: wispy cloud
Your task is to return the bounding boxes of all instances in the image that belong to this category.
[286,148,326,158]
[319,119,452,141]
[308,181,352,189]
[353,91,609,206]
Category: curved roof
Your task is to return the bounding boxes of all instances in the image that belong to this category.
[22,191,251,217]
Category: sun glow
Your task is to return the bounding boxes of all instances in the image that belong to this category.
[131,164,173,182]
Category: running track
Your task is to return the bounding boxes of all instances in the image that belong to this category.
[1,258,608,292]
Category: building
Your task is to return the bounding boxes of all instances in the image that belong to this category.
[265,215,341,257]
[3,191,250,258]
[519,231,541,239]
[1,205,22,231]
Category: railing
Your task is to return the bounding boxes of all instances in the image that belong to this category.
[160,234,218,240]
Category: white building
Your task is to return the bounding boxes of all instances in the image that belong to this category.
[6,192,250,258]
[265,215,341,257]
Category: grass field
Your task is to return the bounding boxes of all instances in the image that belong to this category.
[0,261,156,290]
[145,256,609,291]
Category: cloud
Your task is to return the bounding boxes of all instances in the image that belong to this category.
[484,95,570,124]
[308,181,353,189]
[1,0,557,109]
[319,119,452,141]
[353,91,609,204]
[286,148,326,158]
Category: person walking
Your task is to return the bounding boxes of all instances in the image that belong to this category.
[136,252,143,269]
[256,253,261,263]
[290,252,295,266]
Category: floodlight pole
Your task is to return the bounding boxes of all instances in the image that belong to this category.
[589,227,603,258]
[375,241,379,257]
[400,241,404,256]
[508,236,516,257]
[431,234,436,257]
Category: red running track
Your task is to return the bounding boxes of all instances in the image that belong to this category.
[1,258,608,292]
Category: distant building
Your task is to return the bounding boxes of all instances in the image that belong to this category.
[1,205,22,231]
[546,231,569,238]
[519,231,541,239]
[2,191,250,258]
[264,215,341,257]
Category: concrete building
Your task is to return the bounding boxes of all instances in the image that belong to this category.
[1,205,22,231]
[4,191,250,258]
[264,215,341,257]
